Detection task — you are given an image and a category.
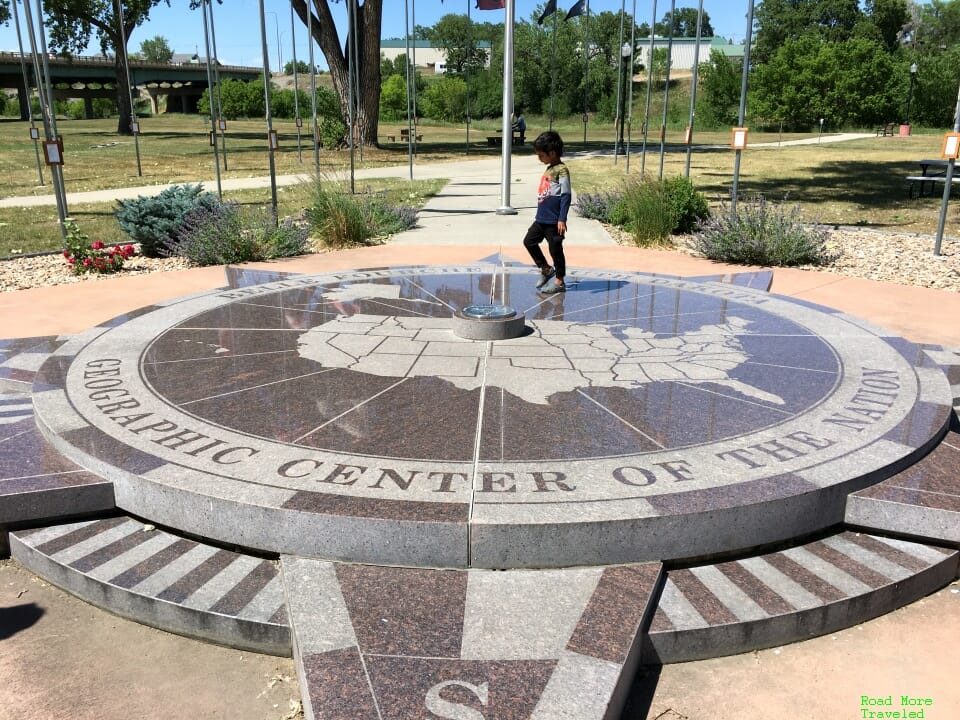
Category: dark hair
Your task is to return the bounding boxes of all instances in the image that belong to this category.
[533,130,563,157]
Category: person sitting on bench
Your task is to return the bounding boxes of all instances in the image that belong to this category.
[512,110,526,145]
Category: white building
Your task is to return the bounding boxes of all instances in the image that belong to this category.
[380,39,492,73]
[636,36,745,72]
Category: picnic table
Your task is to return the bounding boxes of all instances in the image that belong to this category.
[486,129,524,147]
[906,159,952,198]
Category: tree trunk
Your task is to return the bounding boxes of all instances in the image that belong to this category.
[292,0,382,146]
[115,56,133,135]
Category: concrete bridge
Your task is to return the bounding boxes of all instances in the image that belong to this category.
[0,52,261,118]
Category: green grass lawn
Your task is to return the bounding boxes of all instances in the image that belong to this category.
[0,113,956,257]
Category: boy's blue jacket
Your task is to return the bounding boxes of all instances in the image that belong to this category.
[535,161,572,224]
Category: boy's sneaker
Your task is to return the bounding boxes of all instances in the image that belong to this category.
[540,281,565,295]
[535,267,555,288]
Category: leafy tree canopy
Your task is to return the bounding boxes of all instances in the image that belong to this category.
[423,13,491,74]
[753,0,862,63]
[655,6,714,37]
[140,34,173,63]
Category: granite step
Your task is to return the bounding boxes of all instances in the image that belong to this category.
[643,530,958,664]
[844,346,960,545]
[845,427,960,545]
[0,394,114,529]
[0,335,65,392]
[280,557,662,720]
[9,516,290,655]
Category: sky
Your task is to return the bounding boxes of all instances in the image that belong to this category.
[1,0,751,70]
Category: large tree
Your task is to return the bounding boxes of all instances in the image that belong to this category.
[753,0,863,63]
[42,0,167,134]
[424,13,492,75]
[655,6,714,37]
[139,34,173,63]
[290,0,382,146]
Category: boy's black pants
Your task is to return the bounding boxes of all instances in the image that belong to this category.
[523,221,565,280]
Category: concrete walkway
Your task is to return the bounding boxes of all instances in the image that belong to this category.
[1,151,959,720]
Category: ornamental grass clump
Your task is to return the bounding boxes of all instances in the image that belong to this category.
[164,202,310,266]
[62,220,135,275]
[692,196,837,267]
[308,179,418,249]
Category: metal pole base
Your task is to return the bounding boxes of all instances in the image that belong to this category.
[496,206,518,215]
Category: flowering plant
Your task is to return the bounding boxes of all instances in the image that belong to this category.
[62,220,135,275]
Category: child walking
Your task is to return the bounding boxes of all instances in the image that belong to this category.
[523,131,571,294]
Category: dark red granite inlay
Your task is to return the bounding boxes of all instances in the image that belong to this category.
[209,560,277,616]
[715,561,793,616]
[35,516,127,555]
[648,608,674,632]
[566,563,661,664]
[283,490,468,523]
[842,533,929,573]
[878,434,960,495]
[62,427,167,475]
[0,471,106,495]
[803,541,890,588]
[883,400,952,448]
[69,525,155,572]
[764,553,847,603]
[0,367,35,383]
[301,648,378,720]
[853,484,960,512]
[109,538,197,589]
[336,564,467,658]
[666,569,739,626]
[156,549,237,603]
[365,656,555,720]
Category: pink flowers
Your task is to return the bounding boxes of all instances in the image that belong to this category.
[61,221,137,276]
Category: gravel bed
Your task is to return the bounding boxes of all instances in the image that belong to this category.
[1,229,958,293]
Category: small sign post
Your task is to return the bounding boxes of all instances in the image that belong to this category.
[942,133,960,159]
[43,140,63,166]
[268,129,279,151]
[731,127,749,150]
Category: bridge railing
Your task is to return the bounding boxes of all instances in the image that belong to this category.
[0,51,258,74]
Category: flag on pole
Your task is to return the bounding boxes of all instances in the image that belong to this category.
[476,0,505,9]
[538,0,557,24]
[565,0,586,20]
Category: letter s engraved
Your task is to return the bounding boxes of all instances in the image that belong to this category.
[424,680,489,720]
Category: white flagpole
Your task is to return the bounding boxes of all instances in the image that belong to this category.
[497,0,517,215]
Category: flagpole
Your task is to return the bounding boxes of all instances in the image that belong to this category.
[549,6,557,131]
[730,0,755,217]
[404,0,413,180]
[497,0,517,215]
[684,0,704,178]
[640,0,657,175]
[466,0,471,154]
[625,0,637,172]
[308,0,319,172]
[658,0,675,180]
[582,0,590,146]
[614,0,626,163]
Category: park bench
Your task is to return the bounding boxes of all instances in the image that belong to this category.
[876,122,896,137]
[384,128,423,142]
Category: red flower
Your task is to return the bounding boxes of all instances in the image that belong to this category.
[91,240,105,250]
[62,250,70,258]
[122,245,135,257]
[83,258,93,267]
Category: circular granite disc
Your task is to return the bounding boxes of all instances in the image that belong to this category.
[33,266,954,568]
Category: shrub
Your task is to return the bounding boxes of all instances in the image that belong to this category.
[575,191,622,223]
[115,184,220,257]
[576,176,708,242]
[664,175,710,234]
[165,203,310,266]
[691,196,837,266]
[62,220,135,274]
[307,180,418,249]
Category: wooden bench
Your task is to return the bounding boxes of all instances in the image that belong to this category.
[400,128,423,142]
[876,122,896,137]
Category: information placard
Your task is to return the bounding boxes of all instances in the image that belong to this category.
[268,129,279,151]
[731,127,749,150]
[942,133,960,159]
[43,140,63,165]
